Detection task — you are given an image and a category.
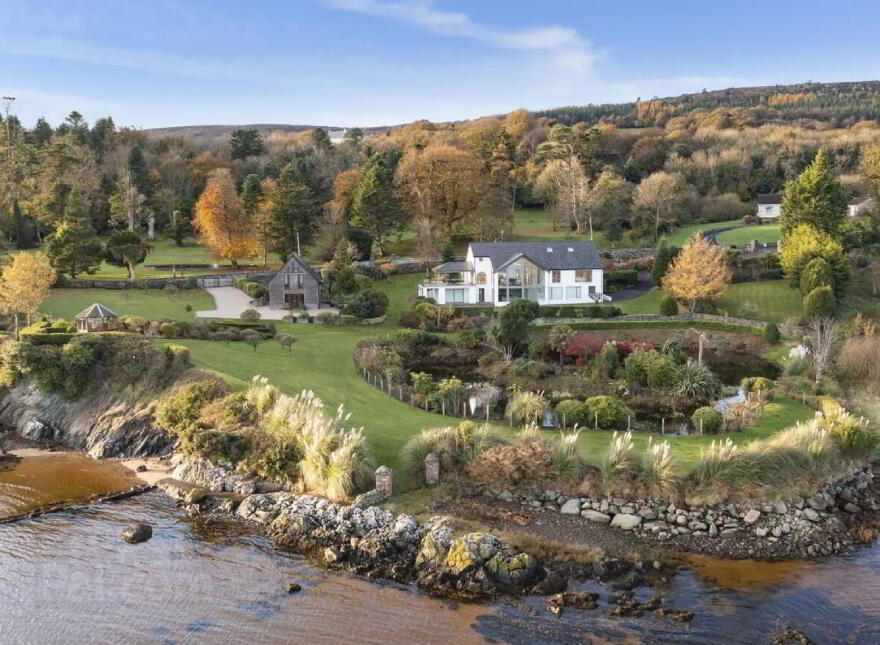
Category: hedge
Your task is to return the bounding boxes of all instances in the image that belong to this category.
[605,269,639,289]
[557,320,764,335]
[541,305,622,319]
[19,331,76,345]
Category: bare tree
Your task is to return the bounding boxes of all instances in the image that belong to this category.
[807,317,840,383]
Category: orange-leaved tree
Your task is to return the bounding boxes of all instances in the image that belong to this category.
[194,168,256,267]
[0,252,57,336]
[662,233,731,313]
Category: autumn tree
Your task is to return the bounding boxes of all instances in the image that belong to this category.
[634,171,692,240]
[860,142,880,204]
[586,169,632,238]
[781,149,847,237]
[396,143,483,255]
[46,187,104,278]
[0,252,56,335]
[474,153,513,241]
[535,157,589,235]
[662,233,731,312]
[105,230,151,279]
[193,168,257,266]
[350,151,402,254]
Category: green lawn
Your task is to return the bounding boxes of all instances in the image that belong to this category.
[618,281,802,322]
[664,219,742,246]
[2,237,282,281]
[511,208,635,250]
[40,273,810,478]
[717,224,781,246]
[41,288,216,321]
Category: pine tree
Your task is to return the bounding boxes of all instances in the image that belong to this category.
[45,188,104,278]
[262,163,319,260]
[781,149,847,237]
[350,153,402,254]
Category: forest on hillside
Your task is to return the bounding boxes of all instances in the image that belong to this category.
[2,79,880,275]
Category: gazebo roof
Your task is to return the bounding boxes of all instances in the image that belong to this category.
[75,303,118,320]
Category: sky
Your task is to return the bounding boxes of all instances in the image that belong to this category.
[2,0,880,129]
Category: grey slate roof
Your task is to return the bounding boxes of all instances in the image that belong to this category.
[757,193,782,204]
[281,254,322,282]
[432,261,473,273]
[469,241,603,271]
[75,303,118,319]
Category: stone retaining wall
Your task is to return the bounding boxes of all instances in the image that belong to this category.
[534,312,767,330]
[59,270,277,290]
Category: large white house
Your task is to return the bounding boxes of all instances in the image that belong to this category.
[417,241,608,307]
[756,194,782,219]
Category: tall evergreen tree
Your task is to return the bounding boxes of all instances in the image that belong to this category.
[45,188,104,278]
[229,128,265,160]
[128,145,151,197]
[30,117,53,146]
[350,153,402,254]
[263,163,319,260]
[781,149,848,237]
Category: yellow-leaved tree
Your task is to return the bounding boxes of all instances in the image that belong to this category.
[662,233,731,312]
[193,168,257,267]
[0,252,57,336]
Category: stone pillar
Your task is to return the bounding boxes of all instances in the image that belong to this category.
[424,453,440,486]
[375,465,393,498]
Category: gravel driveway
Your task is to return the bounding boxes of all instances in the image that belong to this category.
[195,287,337,320]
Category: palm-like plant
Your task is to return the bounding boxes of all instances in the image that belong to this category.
[675,360,721,401]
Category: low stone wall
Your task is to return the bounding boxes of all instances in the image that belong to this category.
[534,312,767,330]
[478,465,878,559]
[60,270,277,291]
[602,248,653,263]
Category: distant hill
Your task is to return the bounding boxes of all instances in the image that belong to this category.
[535,80,880,127]
[143,123,390,140]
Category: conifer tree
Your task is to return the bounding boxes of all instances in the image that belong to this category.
[781,150,847,237]
[46,187,104,278]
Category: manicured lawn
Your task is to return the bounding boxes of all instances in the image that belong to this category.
[717,224,781,246]
[41,288,216,321]
[664,219,742,246]
[511,208,637,250]
[618,281,802,322]
[2,237,281,281]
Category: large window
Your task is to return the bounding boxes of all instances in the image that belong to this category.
[575,269,592,283]
[475,272,487,285]
[565,286,581,299]
[497,258,543,303]
[447,288,466,304]
[551,270,561,283]
[284,272,304,289]
[549,287,563,300]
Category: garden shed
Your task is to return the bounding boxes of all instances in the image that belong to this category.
[75,303,119,333]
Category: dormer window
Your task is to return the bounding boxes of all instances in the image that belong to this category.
[567,247,574,252]
[547,248,553,252]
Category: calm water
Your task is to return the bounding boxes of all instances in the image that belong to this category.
[2,455,880,644]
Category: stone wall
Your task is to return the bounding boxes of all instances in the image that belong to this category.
[60,270,277,291]
[478,466,878,559]
[534,312,767,330]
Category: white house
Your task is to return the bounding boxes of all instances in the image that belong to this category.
[848,196,875,217]
[756,194,782,219]
[417,241,608,307]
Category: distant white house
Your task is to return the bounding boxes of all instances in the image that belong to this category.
[756,194,782,219]
[328,129,347,144]
[417,241,608,307]
[848,196,875,217]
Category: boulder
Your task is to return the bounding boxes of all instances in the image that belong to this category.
[286,583,302,594]
[743,509,761,525]
[122,523,152,544]
[560,499,581,515]
[610,514,642,530]
[444,533,502,574]
[802,508,820,522]
[582,510,612,524]
[484,552,537,587]
[638,507,657,521]
[807,495,828,511]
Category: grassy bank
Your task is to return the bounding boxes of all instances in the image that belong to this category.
[41,288,216,321]
[718,224,781,246]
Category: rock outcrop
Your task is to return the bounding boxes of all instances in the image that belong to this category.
[0,381,171,458]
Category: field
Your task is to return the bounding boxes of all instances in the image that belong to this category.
[717,224,782,246]
[618,281,802,322]
[664,219,742,246]
[39,272,811,478]
[2,237,281,281]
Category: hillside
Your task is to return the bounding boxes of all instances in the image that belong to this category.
[536,80,880,127]
[143,123,391,140]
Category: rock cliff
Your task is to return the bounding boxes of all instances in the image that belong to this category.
[0,381,172,458]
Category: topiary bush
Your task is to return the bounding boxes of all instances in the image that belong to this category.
[240,308,262,322]
[692,406,724,434]
[342,289,389,319]
[804,285,835,318]
[555,399,589,428]
[764,322,780,344]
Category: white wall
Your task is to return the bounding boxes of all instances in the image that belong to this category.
[757,204,780,218]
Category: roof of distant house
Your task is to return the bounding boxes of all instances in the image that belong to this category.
[469,241,603,270]
[757,194,783,204]
[75,303,118,319]
[281,253,322,282]
[433,261,473,273]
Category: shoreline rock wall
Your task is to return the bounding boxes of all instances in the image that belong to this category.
[477,466,879,560]
[0,381,172,458]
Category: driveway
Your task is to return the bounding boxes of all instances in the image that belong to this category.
[196,287,337,320]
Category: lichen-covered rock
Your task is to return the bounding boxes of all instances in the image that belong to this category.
[415,517,455,568]
[484,552,537,587]
[444,533,502,574]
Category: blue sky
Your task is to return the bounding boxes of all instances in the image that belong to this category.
[2,0,879,129]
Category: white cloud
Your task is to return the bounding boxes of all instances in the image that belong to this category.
[325,0,597,73]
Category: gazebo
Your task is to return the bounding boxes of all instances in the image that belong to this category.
[75,303,119,333]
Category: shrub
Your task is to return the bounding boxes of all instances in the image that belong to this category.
[764,322,780,344]
[243,281,266,299]
[692,407,724,434]
[185,304,193,312]
[456,327,486,349]
[642,437,677,496]
[506,390,547,425]
[398,310,421,329]
[583,395,630,429]
[804,285,835,318]
[159,322,178,338]
[819,407,879,459]
[331,266,359,296]
[799,256,833,297]
[675,360,721,401]
[691,438,738,487]
[549,431,587,481]
[741,376,774,404]
[156,377,232,435]
[599,431,640,491]
[597,342,621,377]
[342,289,389,319]
[400,422,509,480]
[556,399,590,428]
[466,439,554,488]
[660,295,678,316]
[606,269,639,289]
[624,349,678,387]
[241,308,261,322]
